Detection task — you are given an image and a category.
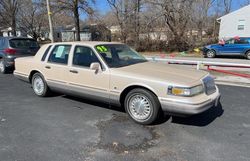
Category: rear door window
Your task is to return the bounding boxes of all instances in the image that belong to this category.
[9,39,39,49]
[48,45,71,65]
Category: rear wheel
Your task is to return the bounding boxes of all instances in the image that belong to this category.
[0,59,7,74]
[124,88,160,125]
[206,50,216,58]
[246,51,250,60]
[32,73,51,97]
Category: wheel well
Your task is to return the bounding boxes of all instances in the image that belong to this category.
[119,85,158,106]
[29,70,40,83]
[245,49,250,55]
[207,49,216,54]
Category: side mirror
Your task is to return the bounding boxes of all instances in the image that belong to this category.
[90,62,101,72]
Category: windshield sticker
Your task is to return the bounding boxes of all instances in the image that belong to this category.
[101,46,108,52]
[96,46,104,52]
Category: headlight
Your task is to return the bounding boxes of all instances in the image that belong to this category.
[168,85,204,97]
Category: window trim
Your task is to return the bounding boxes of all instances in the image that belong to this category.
[41,45,52,61]
[72,45,103,70]
[47,44,72,65]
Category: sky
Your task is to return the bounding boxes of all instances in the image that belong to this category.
[82,0,250,19]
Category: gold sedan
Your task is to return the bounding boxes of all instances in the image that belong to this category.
[14,42,221,125]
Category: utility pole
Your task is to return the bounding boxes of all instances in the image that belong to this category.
[46,0,54,42]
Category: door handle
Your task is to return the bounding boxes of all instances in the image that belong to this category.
[45,65,51,69]
[69,69,78,74]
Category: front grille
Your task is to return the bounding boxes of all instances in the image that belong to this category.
[203,76,216,95]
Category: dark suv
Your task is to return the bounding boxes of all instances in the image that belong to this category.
[0,37,40,74]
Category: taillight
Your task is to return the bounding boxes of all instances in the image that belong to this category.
[4,48,16,55]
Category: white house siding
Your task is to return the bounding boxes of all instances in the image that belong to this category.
[218,5,250,39]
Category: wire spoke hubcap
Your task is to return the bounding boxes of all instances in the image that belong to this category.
[128,94,152,121]
[33,77,45,95]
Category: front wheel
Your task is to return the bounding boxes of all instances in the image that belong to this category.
[32,73,51,97]
[124,88,160,125]
[206,50,216,58]
[246,51,250,60]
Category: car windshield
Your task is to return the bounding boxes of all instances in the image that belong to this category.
[95,44,147,68]
[9,39,39,49]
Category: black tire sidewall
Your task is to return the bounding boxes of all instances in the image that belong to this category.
[0,59,6,74]
[124,88,160,125]
[32,73,49,97]
[246,51,250,60]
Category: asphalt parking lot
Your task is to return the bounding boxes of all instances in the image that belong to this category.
[0,74,250,161]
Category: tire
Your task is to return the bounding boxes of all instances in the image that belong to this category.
[0,59,7,74]
[124,88,161,125]
[246,51,250,60]
[32,73,51,97]
[206,50,216,58]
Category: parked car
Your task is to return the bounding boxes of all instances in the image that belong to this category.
[0,37,40,74]
[203,37,250,59]
[14,42,221,125]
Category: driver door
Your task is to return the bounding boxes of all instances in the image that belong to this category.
[66,45,110,102]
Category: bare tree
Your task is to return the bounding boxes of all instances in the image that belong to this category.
[17,0,48,39]
[194,0,216,40]
[146,0,196,50]
[107,0,128,42]
[53,0,95,41]
[0,0,19,36]
[222,0,232,14]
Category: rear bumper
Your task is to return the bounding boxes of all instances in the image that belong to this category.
[159,92,221,116]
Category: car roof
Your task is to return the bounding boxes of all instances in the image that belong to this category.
[46,41,124,47]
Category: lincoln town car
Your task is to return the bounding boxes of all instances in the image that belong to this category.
[14,42,221,125]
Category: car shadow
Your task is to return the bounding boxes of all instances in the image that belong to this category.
[62,95,126,113]
[61,95,223,127]
[171,103,224,127]
[62,95,172,124]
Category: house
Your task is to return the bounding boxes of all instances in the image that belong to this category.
[61,24,111,42]
[217,4,250,39]
[1,27,23,37]
[139,28,168,41]
[0,26,62,42]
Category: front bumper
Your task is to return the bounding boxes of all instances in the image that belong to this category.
[202,47,209,56]
[159,92,221,116]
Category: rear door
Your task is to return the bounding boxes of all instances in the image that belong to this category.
[8,38,40,57]
[217,39,235,55]
[44,44,72,89]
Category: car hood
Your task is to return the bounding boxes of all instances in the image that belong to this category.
[111,61,208,86]
[205,44,219,48]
